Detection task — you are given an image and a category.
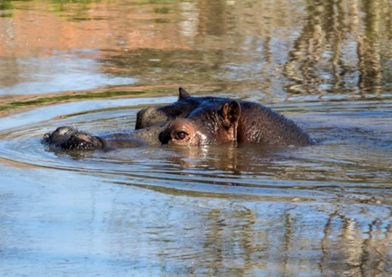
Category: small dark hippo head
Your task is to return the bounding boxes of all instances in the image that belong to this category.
[135,106,170,130]
[42,126,104,151]
[160,100,241,146]
[42,126,78,146]
[135,87,226,130]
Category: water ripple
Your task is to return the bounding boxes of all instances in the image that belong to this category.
[0,98,391,206]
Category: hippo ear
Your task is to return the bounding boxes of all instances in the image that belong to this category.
[219,100,241,128]
[178,87,190,100]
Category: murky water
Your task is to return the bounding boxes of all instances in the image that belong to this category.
[1,0,392,276]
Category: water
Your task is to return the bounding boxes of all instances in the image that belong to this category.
[1,0,392,276]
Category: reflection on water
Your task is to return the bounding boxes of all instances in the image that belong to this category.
[0,98,391,275]
[1,53,137,94]
[1,0,392,275]
[1,0,392,100]
[284,0,392,95]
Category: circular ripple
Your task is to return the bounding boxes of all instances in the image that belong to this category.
[0,98,391,203]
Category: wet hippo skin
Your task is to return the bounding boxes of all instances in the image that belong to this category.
[42,126,106,150]
[42,99,241,150]
[160,100,240,145]
[43,123,168,151]
[43,88,314,151]
[137,88,315,146]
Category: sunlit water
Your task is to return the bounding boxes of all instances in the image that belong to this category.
[1,0,392,276]
[1,96,391,275]
[2,98,392,195]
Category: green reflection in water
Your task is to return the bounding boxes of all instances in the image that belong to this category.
[154,7,171,14]
[2,0,392,98]
[148,0,182,4]
[0,0,13,17]
[0,88,168,113]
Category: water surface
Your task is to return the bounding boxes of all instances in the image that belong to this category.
[0,0,391,276]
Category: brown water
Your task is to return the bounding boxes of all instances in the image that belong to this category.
[1,0,392,276]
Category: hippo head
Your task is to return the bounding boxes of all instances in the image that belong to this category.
[160,100,241,146]
[42,126,104,151]
[135,88,194,129]
[135,87,230,130]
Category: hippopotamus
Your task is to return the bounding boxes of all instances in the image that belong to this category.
[42,98,241,150]
[137,88,315,146]
[43,88,314,151]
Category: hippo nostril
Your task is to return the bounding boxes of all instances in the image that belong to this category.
[42,133,51,142]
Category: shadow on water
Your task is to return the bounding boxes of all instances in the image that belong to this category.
[0,0,392,275]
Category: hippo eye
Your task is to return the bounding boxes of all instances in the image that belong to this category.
[174,131,187,140]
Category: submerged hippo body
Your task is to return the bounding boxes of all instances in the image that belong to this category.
[137,88,315,146]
